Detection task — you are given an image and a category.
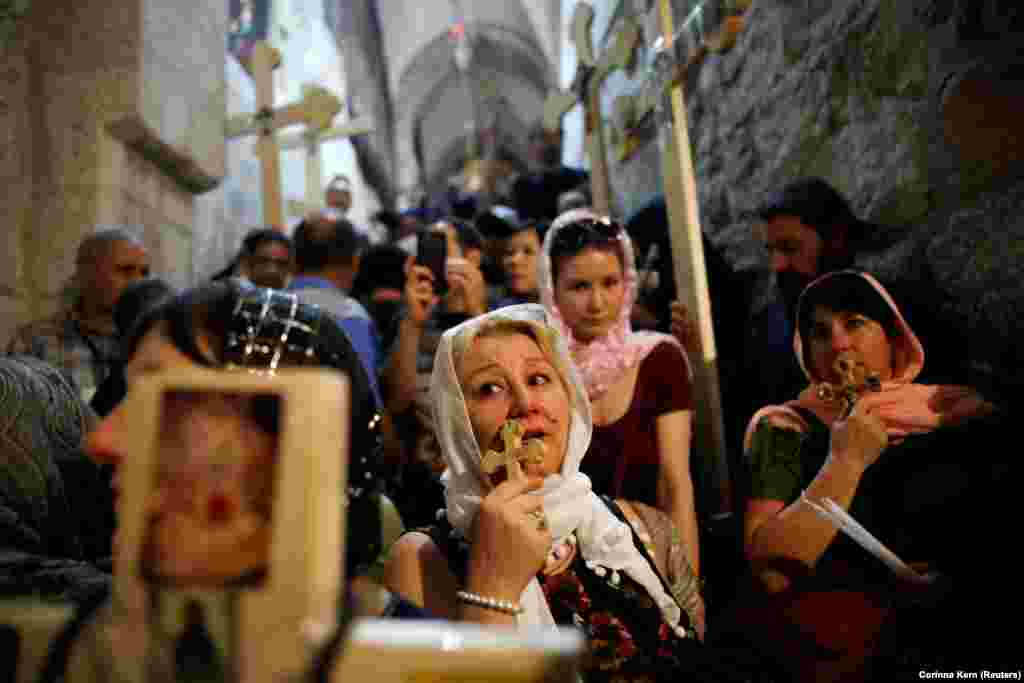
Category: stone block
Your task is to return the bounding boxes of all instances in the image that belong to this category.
[134,0,227,188]
[158,173,196,229]
[31,1,141,75]
[30,183,97,299]
[149,222,193,288]
[32,0,227,195]
[0,42,29,183]
[121,140,161,210]
[0,295,28,349]
[0,198,25,294]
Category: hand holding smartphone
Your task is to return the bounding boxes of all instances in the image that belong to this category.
[416,230,449,296]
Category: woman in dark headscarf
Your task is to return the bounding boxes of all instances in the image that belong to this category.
[0,355,111,602]
[37,280,423,683]
[87,279,384,583]
[737,270,1012,676]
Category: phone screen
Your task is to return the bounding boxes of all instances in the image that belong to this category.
[417,231,449,295]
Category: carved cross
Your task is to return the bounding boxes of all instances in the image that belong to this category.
[278,113,373,217]
[225,42,342,230]
[611,1,747,161]
[642,0,748,516]
[480,420,544,484]
[543,3,641,216]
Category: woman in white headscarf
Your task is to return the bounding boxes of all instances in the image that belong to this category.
[384,305,726,682]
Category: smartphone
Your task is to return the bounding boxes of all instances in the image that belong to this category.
[417,230,449,296]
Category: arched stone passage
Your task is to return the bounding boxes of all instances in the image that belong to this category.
[391,12,556,200]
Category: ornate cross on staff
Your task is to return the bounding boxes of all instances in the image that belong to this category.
[544,3,641,216]
[278,112,374,217]
[226,42,342,230]
[609,0,746,162]
[638,0,749,516]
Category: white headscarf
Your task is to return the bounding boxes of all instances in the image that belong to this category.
[538,208,689,399]
[431,304,685,632]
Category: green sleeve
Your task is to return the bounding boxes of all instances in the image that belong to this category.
[745,418,805,503]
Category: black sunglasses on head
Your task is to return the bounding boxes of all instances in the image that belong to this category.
[550,217,623,253]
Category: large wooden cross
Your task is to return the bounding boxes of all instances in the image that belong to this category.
[609,1,746,162]
[226,42,342,230]
[544,3,641,216]
[638,0,749,516]
[278,111,374,217]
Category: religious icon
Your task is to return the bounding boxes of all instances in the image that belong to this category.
[139,389,280,588]
[108,368,350,683]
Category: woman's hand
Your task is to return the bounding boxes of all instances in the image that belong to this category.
[465,476,551,602]
[404,257,439,327]
[828,396,888,471]
[446,258,488,317]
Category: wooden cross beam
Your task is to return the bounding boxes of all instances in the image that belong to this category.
[225,42,343,230]
[278,112,374,216]
[610,1,747,162]
[642,0,739,517]
[543,2,641,216]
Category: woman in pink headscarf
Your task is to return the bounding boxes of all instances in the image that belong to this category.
[538,209,700,576]
[743,269,999,593]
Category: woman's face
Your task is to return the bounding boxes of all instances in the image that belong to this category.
[85,326,276,585]
[458,331,571,482]
[501,229,541,296]
[805,305,894,385]
[553,247,625,342]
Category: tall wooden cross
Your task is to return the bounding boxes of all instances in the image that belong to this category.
[609,1,746,162]
[544,3,640,216]
[278,111,374,217]
[226,42,342,230]
[637,0,749,516]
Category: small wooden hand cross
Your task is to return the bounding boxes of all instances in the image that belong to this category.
[480,420,545,483]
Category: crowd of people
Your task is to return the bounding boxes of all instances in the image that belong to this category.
[1,158,1018,680]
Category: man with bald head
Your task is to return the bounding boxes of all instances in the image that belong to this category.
[7,228,150,402]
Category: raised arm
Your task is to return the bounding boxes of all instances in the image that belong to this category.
[381,261,437,415]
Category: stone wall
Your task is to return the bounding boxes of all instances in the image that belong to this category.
[0,0,228,345]
[601,0,1023,388]
[0,35,31,342]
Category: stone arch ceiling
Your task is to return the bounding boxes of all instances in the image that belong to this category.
[330,0,561,208]
[380,0,558,96]
[415,67,540,191]
[405,34,549,191]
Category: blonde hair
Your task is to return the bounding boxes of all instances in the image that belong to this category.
[453,316,575,412]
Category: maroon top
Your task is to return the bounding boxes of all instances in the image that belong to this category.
[582,342,693,506]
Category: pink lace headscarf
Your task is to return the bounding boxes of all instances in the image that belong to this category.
[538,208,687,399]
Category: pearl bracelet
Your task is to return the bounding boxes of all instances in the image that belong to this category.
[456,590,523,615]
